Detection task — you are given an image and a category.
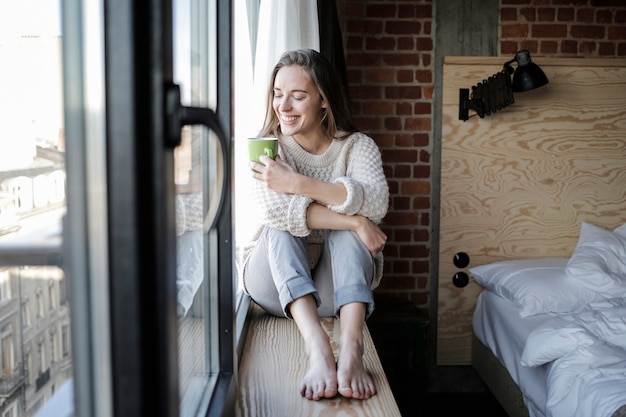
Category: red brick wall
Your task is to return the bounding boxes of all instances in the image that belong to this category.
[501,0,626,56]
[336,0,434,311]
[335,0,626,317]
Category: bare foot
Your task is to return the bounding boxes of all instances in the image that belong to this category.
[299,331,338,400]
[337,338,376,399]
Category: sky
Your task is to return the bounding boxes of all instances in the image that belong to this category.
[0,0,61,40]
[0,0,63,169]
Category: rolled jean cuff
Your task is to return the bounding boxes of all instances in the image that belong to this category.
[334,283,375,319]
[278,280,320,319]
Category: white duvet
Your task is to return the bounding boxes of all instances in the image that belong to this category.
[521,298,626,417]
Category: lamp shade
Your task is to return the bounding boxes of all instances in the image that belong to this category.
[511,50,548,92]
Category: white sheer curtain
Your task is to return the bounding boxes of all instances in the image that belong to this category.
[237,0,320,139]
[234,0,321,278]
[251,0,320,133]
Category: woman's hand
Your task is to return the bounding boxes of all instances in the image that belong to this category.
[306,205,386,258]
[250,155,298,194]
[353,215,387,258]
[252,156,348,206]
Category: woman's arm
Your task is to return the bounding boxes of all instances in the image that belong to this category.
[249,176,312,236]
[251,155,348,206]
[306,203,386,257]
[327,135,389,222]
[252,135,389,223]
[249,134,389,239]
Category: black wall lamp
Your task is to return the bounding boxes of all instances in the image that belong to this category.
[459,50,548,121]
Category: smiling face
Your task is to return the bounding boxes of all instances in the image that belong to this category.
[273,65,327,143]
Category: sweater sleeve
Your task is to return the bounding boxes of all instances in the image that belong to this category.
[326,134,389,223]
[251,175,313,237]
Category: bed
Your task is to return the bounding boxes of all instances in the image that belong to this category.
[470,223,626,417]
[437,56,626,416]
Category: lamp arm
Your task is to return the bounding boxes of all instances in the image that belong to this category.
[502,59,516,75]
[502,57,516,68]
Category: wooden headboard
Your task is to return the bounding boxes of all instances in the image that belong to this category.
[437,56,626,365]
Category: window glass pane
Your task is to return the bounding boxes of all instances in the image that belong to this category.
[173,0,220,414]
[0,1,72,416]
[233,0,254,302]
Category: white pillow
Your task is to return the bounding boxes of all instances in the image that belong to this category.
[521,315,595,367]
[469,258,600,317]
[614,222,626,237]
[521,297,626,367]
[565,222,626,298]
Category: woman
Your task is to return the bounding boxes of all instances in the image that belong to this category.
[240,49,389,401]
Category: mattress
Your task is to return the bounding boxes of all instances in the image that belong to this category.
[472,290,551,417]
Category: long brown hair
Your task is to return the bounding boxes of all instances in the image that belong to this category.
[258,49,357,140]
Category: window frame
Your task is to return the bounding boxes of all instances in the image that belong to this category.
[95,0,236,415]
[0,0,241,414]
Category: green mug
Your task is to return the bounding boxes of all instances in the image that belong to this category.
[248,137,278,164]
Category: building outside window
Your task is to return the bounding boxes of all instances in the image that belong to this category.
[1,402,17,417]
[47,282,56,311]
[61,325,69,359]
[0,272,11,303]
[1,326,14,378]
[21,299,30,328]
[35,292,43,319]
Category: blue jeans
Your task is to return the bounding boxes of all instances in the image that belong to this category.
[242,228,375,318]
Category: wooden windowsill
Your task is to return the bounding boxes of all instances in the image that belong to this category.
[235,302,401,417]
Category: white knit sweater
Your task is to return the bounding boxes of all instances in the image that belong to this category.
[239,131,389,289]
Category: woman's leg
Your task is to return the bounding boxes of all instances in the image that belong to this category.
[243,228,338,400]
[314,230,377,399]
[337,302,376,399]
[289,295,339,400]
[313,230,375,317]
[242,228,319,317]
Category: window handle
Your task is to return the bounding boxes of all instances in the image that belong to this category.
[165,83,229,231]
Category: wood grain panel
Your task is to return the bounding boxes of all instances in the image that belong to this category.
[438,57,626,365]
[236,305,401,417]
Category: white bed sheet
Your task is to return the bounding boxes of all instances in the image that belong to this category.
[472,290,551,417]
[521,297,626,417]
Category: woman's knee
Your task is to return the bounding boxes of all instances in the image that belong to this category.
[265,228,306,251]
[328,229,367,250]
[327,230,373,267]
[243,228,313,317]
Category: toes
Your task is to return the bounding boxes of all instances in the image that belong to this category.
[299,383,309,399]
[338,385,353,398]
[300,374,338,401]
[310,384,322,401]
[312,382,330,401]
[300,384,316,400]
[324,384,338,399]
[338,378,377,399]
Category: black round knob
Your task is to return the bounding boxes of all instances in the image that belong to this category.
[453,252,470,268]
[452,272,469,288]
